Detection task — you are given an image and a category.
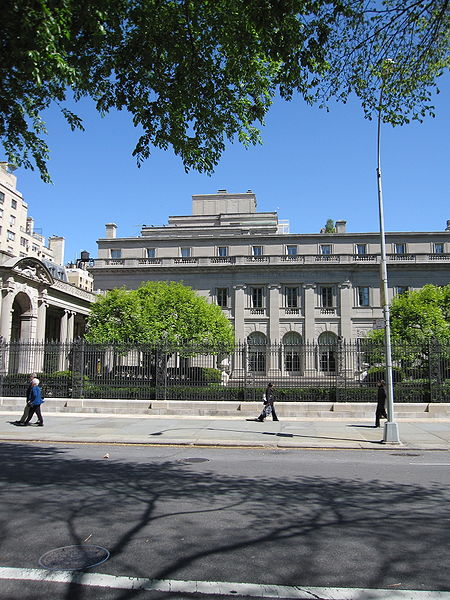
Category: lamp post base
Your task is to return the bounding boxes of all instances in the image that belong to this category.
[382,421,401,444]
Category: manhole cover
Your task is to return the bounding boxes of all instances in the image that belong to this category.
[390,452,421,457]
[39,545,110,571]
[182,457,210,463]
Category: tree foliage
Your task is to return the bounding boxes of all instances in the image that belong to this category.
[369,284,450,345]
[85,281,235,346]
[324,218,336,233]
[1,0,448,180]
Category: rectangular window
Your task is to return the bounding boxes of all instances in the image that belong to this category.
[217,246,228,257]
[252,245,263,257]
[320,286,333,307]
[0,192,4,204]
[216,288,228,307]
[9,215,15,227]
[286,245,297,256]
[250,287,263,308]
[320,244,332,255]
[396,286,409,296]
[356,244,367,255]
[358,287,370,306]
[434,243,445,254]
[7,230,15,241]
[146,248,156,258]
[0,208,3,218]
[11,199,17,209]
[20,237,27,247]
[394,243,406,254]
[285,287,299,308]
[180,247,191,258]
[32,244,39,253]
[111,249,122,259]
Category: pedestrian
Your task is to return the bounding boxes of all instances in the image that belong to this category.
[21,378,44,427]
[12,373,36,425]
[375,380,388,428]
[257,382,279,422]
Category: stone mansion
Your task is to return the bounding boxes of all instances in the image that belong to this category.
[90,190,450,347]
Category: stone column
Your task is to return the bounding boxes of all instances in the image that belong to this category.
[35,294,48,342]
[267,284,281,375]
[232,284,247,342]
[302,284,317,342]
[232,284,247,376]
[302,284,317,376]
[58,310,69,371]
[0,279,15,342]
[67,311,75,342]
[338,280,352,340]
[338,280,354,378]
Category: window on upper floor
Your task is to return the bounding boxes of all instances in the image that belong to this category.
[146,248,156,258]
[0,192,4,204]
[9,215,15,227]
[285,286,299,308]
[250,287,264,308]
[216,288,228,308]
[20,237,28,247]
[180,247,191,258]
[356,244,367,255]
[320,244,332,255]
[252,245,263,257]
[7,230,15,241]
[217,246,228,257]
[434,242,445,254]
[394,243,406,254]
[111,249,122,259]
[11,199,17,209]
[320,286,334,307]
[357,287,370,306]
[396,286,409,296]
[32,244,39,253]
[286,245,297,256]
[0,208,3,219]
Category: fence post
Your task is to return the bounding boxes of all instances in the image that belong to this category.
[71,339,85,399]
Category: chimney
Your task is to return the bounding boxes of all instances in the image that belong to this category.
[335,220,347,234]
[446,220,450,232]
[105,223,117,239]
[48,235,65,266]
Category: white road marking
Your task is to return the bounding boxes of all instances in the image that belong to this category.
[409,463,450,466]
[0,567,449,599]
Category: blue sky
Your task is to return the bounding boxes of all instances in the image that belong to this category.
[12,74,450,264]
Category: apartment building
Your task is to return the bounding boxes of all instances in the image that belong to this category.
[90,190,450,346]
[0,164,95,352]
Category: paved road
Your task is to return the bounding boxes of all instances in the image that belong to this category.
[1,442,449,599]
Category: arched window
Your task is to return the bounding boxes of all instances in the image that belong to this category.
[247,332,267,373]
[318,332,337,373]
[282,332,303,373]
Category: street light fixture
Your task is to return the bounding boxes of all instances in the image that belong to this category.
[376,60,401,444]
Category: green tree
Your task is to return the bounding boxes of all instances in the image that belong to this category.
[324,218,336,233]
[367,284,450,380]
[370,284,450,345]
[1,0,448,181]
[86,281,235,346]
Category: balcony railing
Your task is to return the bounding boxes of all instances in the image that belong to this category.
[91,252,449,269]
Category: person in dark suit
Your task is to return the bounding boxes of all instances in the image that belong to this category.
[375,380,388,427]
[257,383,279,422]
[22,378,44,427]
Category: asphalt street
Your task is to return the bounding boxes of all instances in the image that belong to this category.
[0,442,449,599]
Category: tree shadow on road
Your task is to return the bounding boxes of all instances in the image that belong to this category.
[0,441,448,599]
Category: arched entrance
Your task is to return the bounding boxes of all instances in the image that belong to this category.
[282,332,303,374]
[11,292,33,341]
[318,331,338,373]
[247,332,267,373]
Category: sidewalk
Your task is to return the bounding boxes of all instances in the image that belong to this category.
[1,411,450,449]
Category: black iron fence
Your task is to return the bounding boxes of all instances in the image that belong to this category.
[1,339,449,402]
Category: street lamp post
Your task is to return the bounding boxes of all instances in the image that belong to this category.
[376,73,401,444]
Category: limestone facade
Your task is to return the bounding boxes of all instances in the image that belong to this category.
[90,190,450,344]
